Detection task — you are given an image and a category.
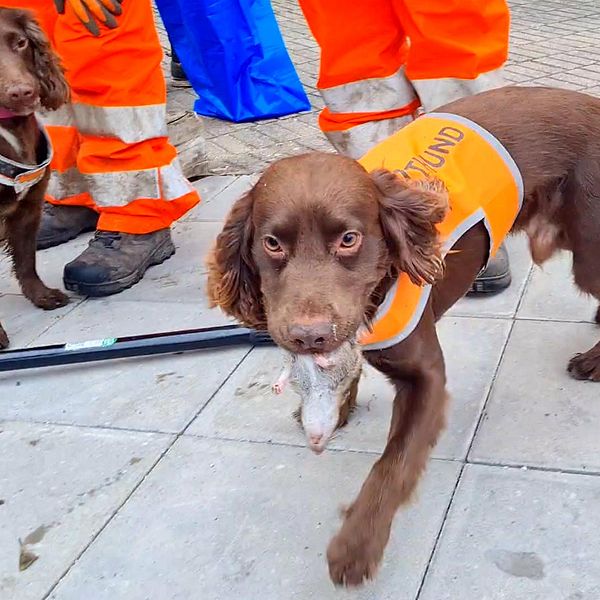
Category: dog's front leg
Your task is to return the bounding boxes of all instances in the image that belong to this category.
[6,191,69,310]
[326,315,447,587]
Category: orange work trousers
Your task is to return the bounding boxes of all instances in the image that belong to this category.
[299,0,510,158]
[7,0,199,234]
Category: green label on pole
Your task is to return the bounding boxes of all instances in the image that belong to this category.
[64,338,118,352]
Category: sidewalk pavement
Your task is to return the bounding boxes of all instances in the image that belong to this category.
[2,1,600,598]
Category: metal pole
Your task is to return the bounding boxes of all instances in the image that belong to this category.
[0,325,275,372]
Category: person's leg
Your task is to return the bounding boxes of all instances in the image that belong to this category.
[40,0,199,296]
[298,0,420,159]
[396,0,510,110]
[395,0,512,294]
[169,39,188,83]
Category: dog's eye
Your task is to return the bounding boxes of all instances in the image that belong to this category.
[263,235,283,254]
[15,37,28,51]
[340,231,361,248]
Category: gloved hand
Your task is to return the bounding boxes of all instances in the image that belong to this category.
[53,0,123,37]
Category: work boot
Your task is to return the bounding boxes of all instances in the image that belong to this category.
[63,229,176,297]
[468,242,511,296]
[37,203,98,250]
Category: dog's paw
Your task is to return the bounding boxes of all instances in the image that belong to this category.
[326,520,386,587]
[31,288,69,311]
[0,324,9,349]
[568,350,600,382]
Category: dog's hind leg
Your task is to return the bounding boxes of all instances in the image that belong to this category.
[566,226,600,381]
[559,173,600,381]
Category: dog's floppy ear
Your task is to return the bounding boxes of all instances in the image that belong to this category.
[206,189,266,329]
[21,11,70,110]
[371,169,448,285]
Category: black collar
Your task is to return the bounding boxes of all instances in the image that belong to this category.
[0,117,52,194]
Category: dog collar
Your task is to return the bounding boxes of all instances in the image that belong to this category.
[0,118,52,194]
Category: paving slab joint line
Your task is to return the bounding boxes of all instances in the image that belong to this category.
[40,347,253,600]
[465,457,600,478]
[0,417,176,437]
[414,460,467,600]
[414,286,527,597]
[21,296,87,349]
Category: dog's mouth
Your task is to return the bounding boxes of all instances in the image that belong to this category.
[270,319,360,355]
[0,101,39,119]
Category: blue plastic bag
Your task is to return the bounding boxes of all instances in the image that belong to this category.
[155,0,311,122]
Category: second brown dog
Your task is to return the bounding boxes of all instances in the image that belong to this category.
[0,8,71,348]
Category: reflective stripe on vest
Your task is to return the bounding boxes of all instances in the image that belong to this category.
[358,112,524,351]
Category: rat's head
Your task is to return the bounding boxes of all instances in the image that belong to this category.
[296,343,363,454]
[207,152,448,353]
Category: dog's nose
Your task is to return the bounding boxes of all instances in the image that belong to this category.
[7,84,34,103]
[288,320,333,352]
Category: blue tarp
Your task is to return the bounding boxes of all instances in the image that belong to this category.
[155,0,311,122]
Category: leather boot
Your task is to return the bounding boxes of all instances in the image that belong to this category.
[63,228,175,297]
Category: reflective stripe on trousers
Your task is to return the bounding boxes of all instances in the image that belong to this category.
[299,0,510,158]
[47,157,195,208]
[43,103,169,145]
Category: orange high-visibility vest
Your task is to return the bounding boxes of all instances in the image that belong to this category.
[358,112,523,351]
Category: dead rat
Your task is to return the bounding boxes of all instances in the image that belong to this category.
[272,340,363,454]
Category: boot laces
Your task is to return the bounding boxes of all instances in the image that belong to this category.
[90,230,122,249]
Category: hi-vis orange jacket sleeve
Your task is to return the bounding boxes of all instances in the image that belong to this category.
[299,0,510,159]
[7,0,199,234]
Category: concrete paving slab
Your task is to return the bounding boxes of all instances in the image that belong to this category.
[1,221,221,307]
[112,221,224,304]
[0,421,172,600]
[419,464,600,600]
[0,347,249,433]
[470,319,600,471]
[193,175,238,201]
[184,175,257,222]
[0,293,82,350]
[518,251,598,323]
[47,437,460,600]
[0,234,91,296]
[188,317,511,460]
[448,234,533,319]
[28,295,231,347]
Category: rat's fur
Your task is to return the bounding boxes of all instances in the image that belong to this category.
[272,341,363,453]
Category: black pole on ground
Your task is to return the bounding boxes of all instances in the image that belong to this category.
[0,325,275,373]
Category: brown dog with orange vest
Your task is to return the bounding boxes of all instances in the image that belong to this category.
[207,85,600,587]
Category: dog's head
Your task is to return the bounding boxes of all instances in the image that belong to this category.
[207,152,448,353]
[0,8,69,115]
